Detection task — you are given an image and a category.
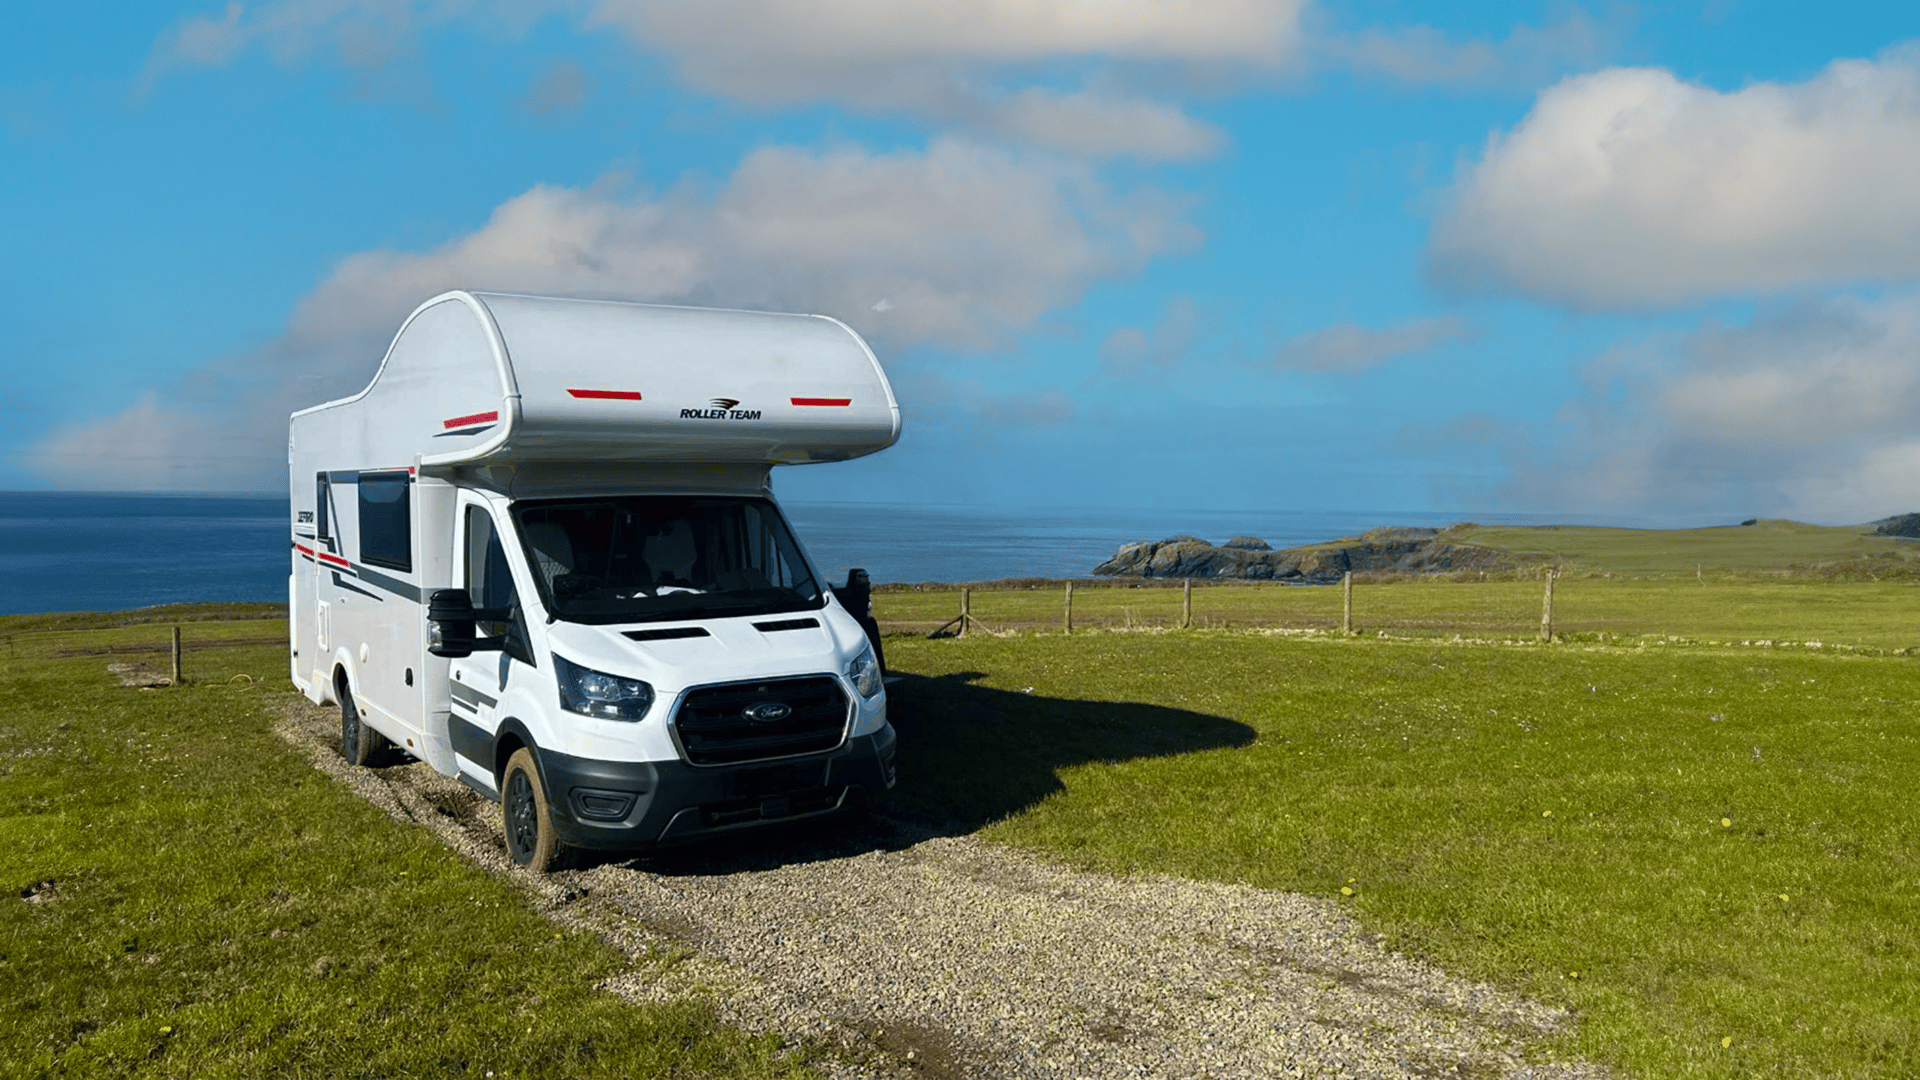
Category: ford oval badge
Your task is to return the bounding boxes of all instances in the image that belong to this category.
[743,701,792,723]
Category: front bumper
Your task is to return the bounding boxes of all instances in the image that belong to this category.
[536,722,896,851]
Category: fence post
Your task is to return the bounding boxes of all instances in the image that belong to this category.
[1182,579,1192,628]
[171,625,184,685]
[1341,571,1353,635]
[1064,581,1074,635]
[959,587,970,639]
[1540,569,1556,643]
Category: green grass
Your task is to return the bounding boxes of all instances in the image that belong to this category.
[881,633,1920,1078]
[12,589,1918,1078]
[1446,518,1916,575]
[0,602,288,637]
[0,610,809,1080]
[877,576,1920,648]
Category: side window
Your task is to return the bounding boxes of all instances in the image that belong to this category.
[314,474,331,543]
[464,506,517,628]
[358,471,412,572]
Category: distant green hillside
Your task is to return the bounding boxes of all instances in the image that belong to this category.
[1090,518,1920,583]
[1440,518,1917,576]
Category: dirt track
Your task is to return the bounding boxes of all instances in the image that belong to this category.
[276,694,1605,1080]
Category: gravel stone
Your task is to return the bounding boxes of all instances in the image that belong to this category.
[277,697,1608,1080]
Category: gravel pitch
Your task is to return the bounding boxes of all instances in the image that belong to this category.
[277,697,1607,1080]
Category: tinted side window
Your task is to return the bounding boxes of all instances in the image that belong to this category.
[358,472,412,572]
[464,505,516,634]
[464,507,517,607]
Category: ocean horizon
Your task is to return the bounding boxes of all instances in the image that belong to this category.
[1,489,1624,616]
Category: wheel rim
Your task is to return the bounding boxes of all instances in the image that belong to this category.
[506,770,538,863]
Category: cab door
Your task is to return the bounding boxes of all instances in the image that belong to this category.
[448,495,519,792]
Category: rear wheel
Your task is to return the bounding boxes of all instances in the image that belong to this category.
[338,679,387,767]
[502,748,569,872]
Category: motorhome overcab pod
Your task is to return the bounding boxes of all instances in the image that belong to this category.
[288,291,899,870]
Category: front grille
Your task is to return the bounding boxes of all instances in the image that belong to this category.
[672,675,849,765]
[703,787,843,828]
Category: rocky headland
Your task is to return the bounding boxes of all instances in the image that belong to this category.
[1872,513,1920,538]
[1092,526,1508,583]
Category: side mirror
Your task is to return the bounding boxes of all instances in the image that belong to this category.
[427,589,505,658]
[835,568,885,676]
[835,568,872,617]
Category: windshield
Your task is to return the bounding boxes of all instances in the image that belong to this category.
[513,496,825,624]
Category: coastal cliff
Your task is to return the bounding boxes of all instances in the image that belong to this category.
[1092,526,1508,582]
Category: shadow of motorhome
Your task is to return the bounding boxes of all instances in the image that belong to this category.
[623,670,1257,877]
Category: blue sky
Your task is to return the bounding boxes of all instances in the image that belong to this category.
[5,1,1919,524]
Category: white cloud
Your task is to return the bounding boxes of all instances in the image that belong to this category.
[28,139,1193,491]
[29,392,268,491]
[972,88,1223,162]
[593,0,1304,86]
[1656,301,1920,446]
[1429,47,1920,309]
[144,2,1626,157]
[1272,314,1470,371]
[1498,293,1920,522]
[1777,441,1920,523]
[146,0,1293,157]
[294,139,1196,347]
[1325,9,1622,89]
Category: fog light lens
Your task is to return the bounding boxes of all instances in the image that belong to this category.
[573,789,636,820]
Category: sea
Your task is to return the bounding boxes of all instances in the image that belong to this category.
[0,490,1574,616]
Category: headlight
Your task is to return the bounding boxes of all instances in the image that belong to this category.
[847,646,883,699]
[554,654,654,721]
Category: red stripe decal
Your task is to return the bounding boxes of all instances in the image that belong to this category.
[567,388,643,400]
[443,410,499,429]
[294,544,315,558]
[790,397,852,407]
[318,552,352,569]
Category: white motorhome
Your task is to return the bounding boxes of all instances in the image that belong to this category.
[288,290,899,870]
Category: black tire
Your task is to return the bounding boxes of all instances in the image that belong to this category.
[337,678,388,767]
[502,748,569,872]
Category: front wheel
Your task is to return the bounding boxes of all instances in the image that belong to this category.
[502,748,569,872]
[338,680,387,767]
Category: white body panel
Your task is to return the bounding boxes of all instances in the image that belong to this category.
[287,292,898,848]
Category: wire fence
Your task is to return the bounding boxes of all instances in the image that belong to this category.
[1,618,286,685]
[11,573,1919,676]
[874,573,1920,652]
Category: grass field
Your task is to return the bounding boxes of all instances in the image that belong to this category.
[0,611,810,1080]
[7,581,1918,1079]
[876,576,1920,649]
[881,632,1920,1079]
